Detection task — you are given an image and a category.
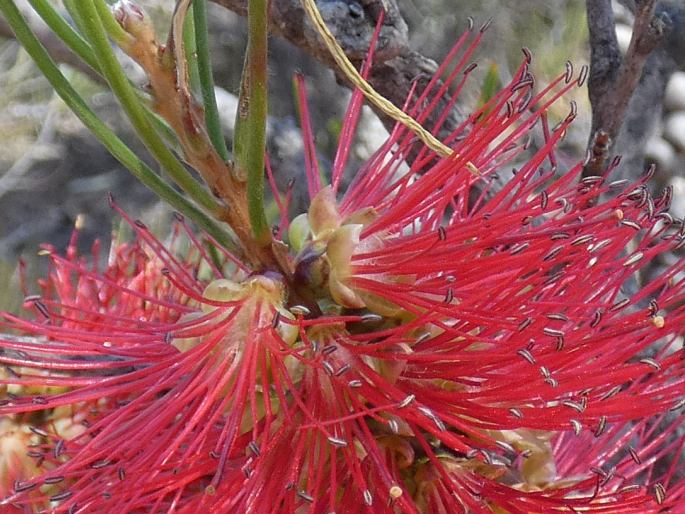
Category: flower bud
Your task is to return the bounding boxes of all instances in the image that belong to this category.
[326,224,365,308]
[111,0,155,51]
[308,186,341,240]
[288,213,312,254]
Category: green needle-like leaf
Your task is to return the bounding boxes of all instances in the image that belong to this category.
[28,0,99,73]
[183,6,201,96]
[234,0,270,244]
[0,0,236,250]
[193,0,230,162]
[29,0,181,151]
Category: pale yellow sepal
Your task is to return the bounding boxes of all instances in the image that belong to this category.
[309,186,341,240]
[326,224,366,308]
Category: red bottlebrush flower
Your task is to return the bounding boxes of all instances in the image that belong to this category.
[2,26,685,513]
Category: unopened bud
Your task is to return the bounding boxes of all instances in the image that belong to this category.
[288,213,311,253]
[308,186,341,240]
[327,224,365,309]
[111,0,155,49]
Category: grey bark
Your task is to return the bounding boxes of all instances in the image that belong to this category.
[586,0,685,183]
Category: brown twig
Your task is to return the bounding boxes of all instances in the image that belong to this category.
[211,0,464,145]
[610,0,663,135]
[584,0,666,177]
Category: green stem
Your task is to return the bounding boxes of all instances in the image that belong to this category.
[0,0,235,250]
[234,0,270,244]
[62,0,94,43]
[28,0,100,72]
[193,0,229,162]
[183,6,201,96]
[78,0,219,215]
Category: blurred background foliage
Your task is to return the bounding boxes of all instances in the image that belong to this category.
[0,0,594,309]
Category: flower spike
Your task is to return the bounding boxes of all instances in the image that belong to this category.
[2,23,685,514]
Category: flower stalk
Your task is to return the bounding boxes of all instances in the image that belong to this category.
[110,0,277,268]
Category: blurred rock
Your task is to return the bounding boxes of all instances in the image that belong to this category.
[663,112,685,151]
[669,176,685,219]
[214,86,239,136]
[355,106,389,162]
[612,0,634,25]
[644,135,676,172]
[615,23,633,55]
[664,72,685,112]
[0,105,158,261]
[267,117,308,215]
